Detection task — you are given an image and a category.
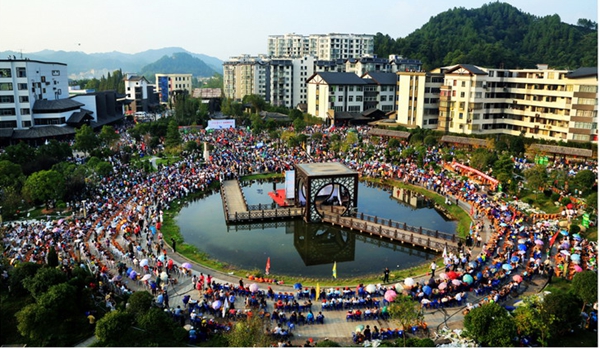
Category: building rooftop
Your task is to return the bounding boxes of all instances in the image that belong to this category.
[32,99,84,112]
[295,162,358,177]
[566,67,598,79]
[309,72,367,85]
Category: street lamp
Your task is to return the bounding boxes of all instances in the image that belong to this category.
[82,200,87,219]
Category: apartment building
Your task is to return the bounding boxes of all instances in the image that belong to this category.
[223,55,269,101]
[155,73,193,104]
[361,72,397,113]
[0,58,69,130]
[436,64,598,142]
[267,33,374,60]
[395,70,443,129]
[123,74,155,114]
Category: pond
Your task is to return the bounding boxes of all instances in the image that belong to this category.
[176,180,457,278]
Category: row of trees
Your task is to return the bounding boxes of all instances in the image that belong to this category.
[70,69,126,94]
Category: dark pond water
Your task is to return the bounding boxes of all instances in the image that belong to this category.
[177,180,457,278]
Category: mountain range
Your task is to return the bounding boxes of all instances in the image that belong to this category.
[0,47,223,80]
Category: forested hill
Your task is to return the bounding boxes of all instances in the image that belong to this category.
[140,52,217,83]
[374,2,597,70]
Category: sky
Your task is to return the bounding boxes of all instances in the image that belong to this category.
[1,0,597,61]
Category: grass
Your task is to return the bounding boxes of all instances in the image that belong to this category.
[158,174,474,287]
[518,190,562,214]
[155,156,182,167]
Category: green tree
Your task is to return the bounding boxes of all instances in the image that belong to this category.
[74,124,100,155]
[569,169,596,196]
[22,169,65,206]
[164,119,182,148]
[523,164,548,198]
[126,291,154,317]
[243,94,266,115]
[98,125,120,148]
[95,310,134,346]
[0,142,35,166]
[8,262,42,295]
[137,307,187,346]
[541,290,581,337]
[23,267,68,299]
[388,295,423,347]
[94,161,113,178]
[469,148,497,171]
[513,295,554,346]
[571,270,598,312]
[226,315,273,347]
[47,246,59,268]
[464,302,516,347]
[0,159,25,189]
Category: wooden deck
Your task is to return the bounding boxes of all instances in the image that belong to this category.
[321,211,462,254]
[220,180,303,224]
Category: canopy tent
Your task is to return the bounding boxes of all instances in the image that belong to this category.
[451,162,499,190]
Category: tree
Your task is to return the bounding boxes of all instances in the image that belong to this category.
[126,291,154,317]
[47,246,59,268]
[74,124,100,155]
[98,125,120,148]
[569,169,596,196]
[463,302,517,347]
[0,142,35,166]
[513,295,554,346]
[164,119,182,148]
[137,307,187,346]
[23,266,67,299]
[94,161,113,178]
[22,169,65,207]
[0,159,25,190]
[523,164,548,198]
[388,295,424,347]
[469,148,497,171]
[95,310,134,346]
[541,290,581,337]
[243,94,266,115]
[571,270,598,312]
[8,262,42,295]
[226,315,273,347]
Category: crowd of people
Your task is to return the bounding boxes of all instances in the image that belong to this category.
[1,122,597,345]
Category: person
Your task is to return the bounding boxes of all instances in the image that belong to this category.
[364,325,372,341]
[171,238,176,253]
[316,311,324,324]
[383,267,390,283]
[87,312,96,325]
[430,261,437,277]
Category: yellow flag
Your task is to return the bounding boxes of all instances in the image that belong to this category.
[316,283,320,301]
[332,261,337,279]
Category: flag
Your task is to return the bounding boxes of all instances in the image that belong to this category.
[265,257,270,275]
[470,205,474,216]
[316,283,320,301]
[548,231,560,248]
[332,262,337,279]
[223,298,228,318]
[442,245,448,259]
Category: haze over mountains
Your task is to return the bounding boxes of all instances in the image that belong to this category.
[0,47,223,80]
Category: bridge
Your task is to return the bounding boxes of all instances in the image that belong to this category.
[321,210,463,254]
[220,180,303,224]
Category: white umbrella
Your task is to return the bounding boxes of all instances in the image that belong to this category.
[404,278,415,287]
[212,300,222,310]
[139,259,149,267]
[394,283,404,292]
[249,283,259,292]
[366,284,376,293]
[141,274,152,281]
[160,271,168,281]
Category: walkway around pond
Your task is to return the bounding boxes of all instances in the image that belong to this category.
[221,179,303,223]
[321,210,463,255]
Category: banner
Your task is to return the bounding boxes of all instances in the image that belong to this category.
[265,257,271,275]
[207,119,235,130]
[582,213,590,228]
[332,262,337,279]
[285,170,295,200]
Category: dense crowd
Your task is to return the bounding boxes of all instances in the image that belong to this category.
[1,123,597,344]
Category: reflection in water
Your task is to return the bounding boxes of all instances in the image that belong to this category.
[177,181,456,278]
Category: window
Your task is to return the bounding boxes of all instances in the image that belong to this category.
[580,85,598,93]
[16,68,26,77]
[452,90,456,97]
[0,120,17,128]
[460,92,465,98]
[453,80,457,86]
[578,98,597,105]
[380,95,387,102]
[0,82,13,91]
[338,96,343,102]
[348,86,354,92]
[18,83,27,90]
[425,87,431,93]
[34,117,66,125]
[22,120,31,128]
[348,96,353,102]
[573,134,590,141]
[356,96,363,102]
[20,108,30,115]
[0,68,12,78]
[475,92,482,98]
[356,86,363,91]
[473,114,480,120]
[0,108,16,116]
[461,81,466,87]
[573,122,593,129]
[488,71,494,77]
[381,86,387,92]
[348,105,361,112]
[0,96,14,103]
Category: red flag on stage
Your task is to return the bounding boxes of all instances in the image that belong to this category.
[266,257,270,275]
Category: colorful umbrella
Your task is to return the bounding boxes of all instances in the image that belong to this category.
[394,283,404,292]
[574,265,583,272]
[560,230,569,236]
[518,244,528,251]
[502,264,513,271]
[512,274,523,283]
[249,283,259,292]
[439,273,449,280]
[534,239,544,246]
[462,274,474,285]
[570,254,581,261]
[446,271,459,280]
[129,271,137,280]
[422,285,432,296]
[212,300,222,310]
[139,259,149,267]
[560,250,571,256]
[404,278,415,287]
[141,274,152,281]
[182,262,192,269]
[573,234,582,241]
[160,271,168,281]
[384,289,397,302]
[451,279,462,286]
[511,256,520,263]
[438,282,448,290]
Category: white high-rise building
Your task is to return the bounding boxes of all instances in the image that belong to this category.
[268,33,374,60]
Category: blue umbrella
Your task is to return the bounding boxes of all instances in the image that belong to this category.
[294,283,303,290]
[126,267,133,275]
[571,254,581,261]
[560,230,569,236]
[502,264,513,271]
[573,234,582,240]
[150,226,157,235]
[463,274,474,285]
[500,223,508,227]
[511,256,520,263]
[423,285,432,296]
[519,225,525,231]
[518,244,528,251]
[476,272,482,279]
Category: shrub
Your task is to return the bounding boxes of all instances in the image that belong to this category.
[570,224,581,234]
[551,193,560,202]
